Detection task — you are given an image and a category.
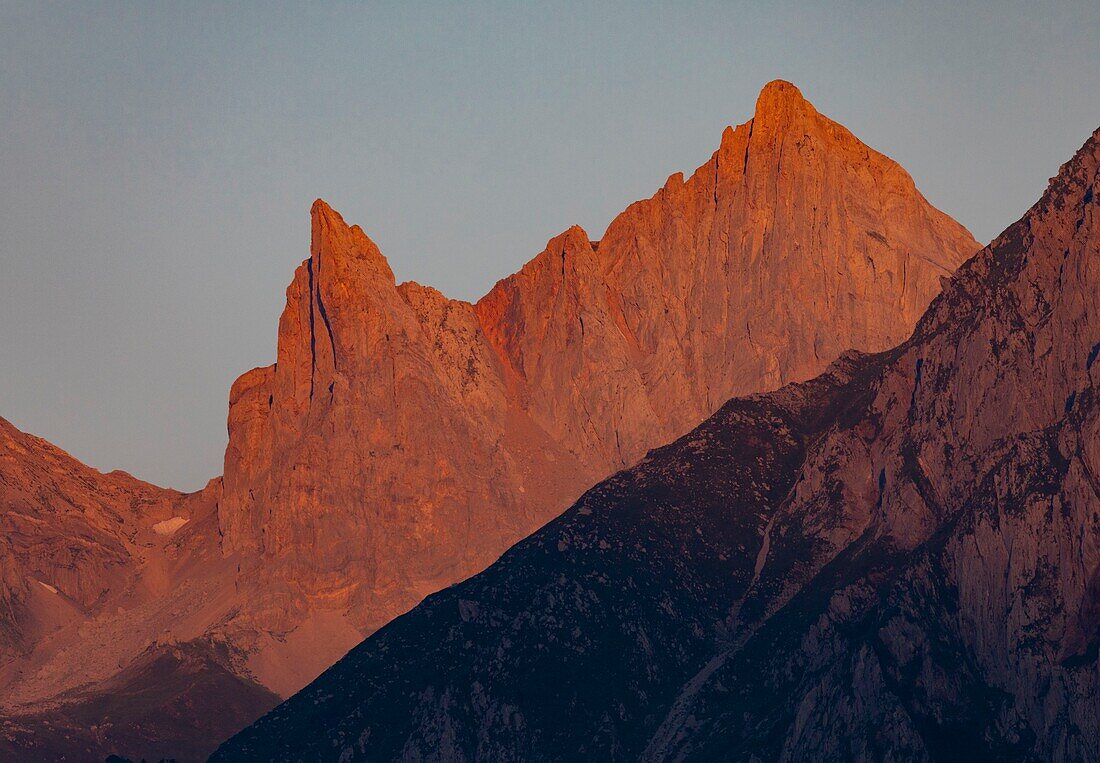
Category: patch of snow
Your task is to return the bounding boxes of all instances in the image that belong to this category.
[152,516,189,536]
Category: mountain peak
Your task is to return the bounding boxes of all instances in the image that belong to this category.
[753,79,813,120]
[216,123,1100,763]
[550,224,593,251]
[310,197,339,218]
[5,81,988,762]
[308,199,394,284]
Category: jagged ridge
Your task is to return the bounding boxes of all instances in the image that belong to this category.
[1,82,978,760]
[215,128,1100,761]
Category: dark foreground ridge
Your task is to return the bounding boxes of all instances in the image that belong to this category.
[216,128,1100,761]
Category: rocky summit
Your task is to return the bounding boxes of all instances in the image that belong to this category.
[216,79,976,676]
[0,82,977,760]
[216,128,1100,761]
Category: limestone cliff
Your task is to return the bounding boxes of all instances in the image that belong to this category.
[216,126,1100,762]
[217,81,977,657]
[1,82,977,760]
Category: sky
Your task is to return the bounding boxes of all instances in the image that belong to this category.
[1,1,1098,490]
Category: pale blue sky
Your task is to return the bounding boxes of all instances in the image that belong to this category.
[1,1,1097,489]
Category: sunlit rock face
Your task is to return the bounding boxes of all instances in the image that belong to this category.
[1,82,977,760]
[218,80,976,655]
[0,418,268,761]
[216,128,1100,762]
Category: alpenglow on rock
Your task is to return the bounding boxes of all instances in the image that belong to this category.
[217,80,977,657]
[0,81,977,760]
[217,126,1100,762]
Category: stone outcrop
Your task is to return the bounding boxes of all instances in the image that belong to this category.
[216,128,1100,761]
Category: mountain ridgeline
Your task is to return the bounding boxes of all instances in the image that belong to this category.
[0,82,980,760]
[215,80,976,659]
[216,129,1100,761]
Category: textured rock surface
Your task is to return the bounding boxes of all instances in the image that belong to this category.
[0,419,273,760]
[1,82,976,760]
[216,128,1100,761]
[0,415,176,654]
[218,80,976,658]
